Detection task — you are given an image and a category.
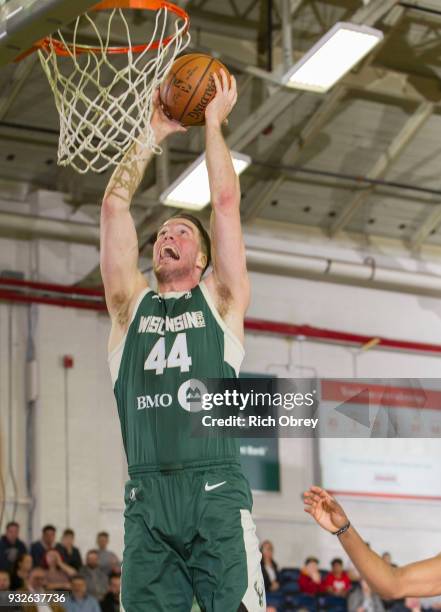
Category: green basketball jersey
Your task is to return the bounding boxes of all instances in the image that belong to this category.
[109,281,244,473]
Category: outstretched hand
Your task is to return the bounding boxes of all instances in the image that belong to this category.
[151,89,187,142]
[303,486,349,534]
[205,69,237,128]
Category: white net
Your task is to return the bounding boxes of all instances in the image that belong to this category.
[38,6,190,174]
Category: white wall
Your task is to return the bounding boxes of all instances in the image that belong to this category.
[1,208,441,569]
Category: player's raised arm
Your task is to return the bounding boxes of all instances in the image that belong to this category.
[304,486,441,598]
[100,91,186,326]
[204,71,250,314]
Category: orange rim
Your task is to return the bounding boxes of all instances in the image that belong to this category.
[37,0,189,57]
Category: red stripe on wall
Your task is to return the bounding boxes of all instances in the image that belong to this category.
[321,380,441,410]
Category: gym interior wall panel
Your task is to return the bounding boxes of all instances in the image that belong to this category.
[2,230,441,565]
[0,238,31,541]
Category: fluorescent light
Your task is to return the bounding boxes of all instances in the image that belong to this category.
[282,22,383,93]
[160,152,251,211]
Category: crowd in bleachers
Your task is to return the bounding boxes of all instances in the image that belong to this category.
[2,520,439,612]
[0,521,121,611]
[261,540,440,612]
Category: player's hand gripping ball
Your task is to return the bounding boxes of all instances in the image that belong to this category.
[159,53,232,126]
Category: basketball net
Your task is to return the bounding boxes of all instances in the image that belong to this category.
[38,6,190,174]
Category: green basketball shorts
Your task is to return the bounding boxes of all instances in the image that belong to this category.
[120,464,266,612]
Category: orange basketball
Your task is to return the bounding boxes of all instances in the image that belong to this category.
[159,53,231,127]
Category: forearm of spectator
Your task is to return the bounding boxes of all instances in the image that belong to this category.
[58,560,76,577]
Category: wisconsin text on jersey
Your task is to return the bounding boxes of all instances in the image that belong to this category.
[138,311,206,335]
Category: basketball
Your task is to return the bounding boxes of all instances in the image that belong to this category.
[159,53,231,127]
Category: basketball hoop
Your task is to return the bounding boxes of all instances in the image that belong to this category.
[33,0,190,174]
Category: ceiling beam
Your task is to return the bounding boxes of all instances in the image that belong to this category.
[410,207,441,251]
[329,101,433,236]
[0,0,99,66]
[226,88,300,151]
[183,7,259,40]
[351,0,400,25]
[238,0,403,222]
[243,85,346,221]
[0,55,39,120]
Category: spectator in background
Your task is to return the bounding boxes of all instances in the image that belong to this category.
[24,566,47,592]
[404,598,421,612]
[0,572,21,612]
[348,579,385,612]
[96,533,120,576]
[31,525,57,568]
[56,529,82,571]
[100,574,120,612]
[45,549,76,591]
[323,558,352,597]
[80,550,108,602]
[420,596,441,610]
[66,575,100,612]
[260,540,280,593]
[0,570,10,591]
[299,557,324,595]
[20,566,66,612]
[10,553,33,590]
[0,521,27,572]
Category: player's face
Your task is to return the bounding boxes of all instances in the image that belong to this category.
[153,220,205,282]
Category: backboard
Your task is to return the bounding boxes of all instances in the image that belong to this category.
[0,0,99,66]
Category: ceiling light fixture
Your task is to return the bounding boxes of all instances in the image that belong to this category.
[160,152,251,211]
[282,22,383,93]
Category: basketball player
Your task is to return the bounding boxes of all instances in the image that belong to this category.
[304,486,441,597]
[100,70,265,612]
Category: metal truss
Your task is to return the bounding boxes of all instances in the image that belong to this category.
[329,101,433,236]
[242,0,404,223]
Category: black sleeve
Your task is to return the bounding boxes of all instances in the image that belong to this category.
[31,542,44,567]
[0,543,8,572]
[72,548,83,570]
[260,561,271,592]
[100,594,112,612]
[18,540,28,555]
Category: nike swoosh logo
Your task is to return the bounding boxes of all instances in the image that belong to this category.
[205,481,226,492]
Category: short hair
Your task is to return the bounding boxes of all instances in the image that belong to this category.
[12,553,31,573]
[6,521,19,529]
[305,557,319,565]
[63,529,75,537]
[97,532,109,539]
[163,213,211,275]
[331,558,343,566]
[71,574,86,583]
[87,549,99,556]
[42,525,56,533]
[109,573,121,582]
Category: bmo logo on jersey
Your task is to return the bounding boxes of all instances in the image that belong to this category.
[136,393,173,410]
[177,379,208,413]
